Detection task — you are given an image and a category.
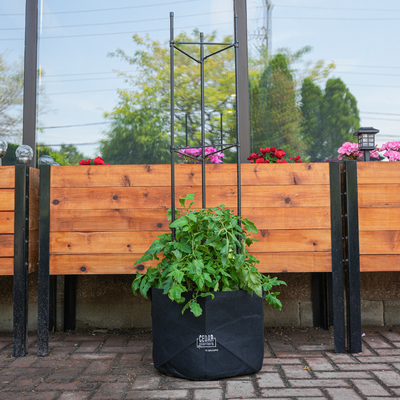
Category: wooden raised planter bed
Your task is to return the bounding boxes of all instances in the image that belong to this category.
[0,165,39,356]
[37,162,345,355]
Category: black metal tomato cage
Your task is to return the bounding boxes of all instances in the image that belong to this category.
[169,11,241,240]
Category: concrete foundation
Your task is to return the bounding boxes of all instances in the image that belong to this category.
[0,272,399,333]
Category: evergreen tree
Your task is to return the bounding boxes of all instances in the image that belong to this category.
[250,53,303,157]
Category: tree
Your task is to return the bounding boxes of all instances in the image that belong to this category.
[321,78,360,157]
[101,31,237,164]
[300,77,360,161]
[250,53,303,157]
[0,53,24,143]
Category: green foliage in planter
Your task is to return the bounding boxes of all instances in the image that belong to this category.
[132,194,286,316]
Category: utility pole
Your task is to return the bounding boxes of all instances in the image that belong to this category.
[264,0,273,53]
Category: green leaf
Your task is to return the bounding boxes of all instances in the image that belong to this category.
[169,216,188,228]
[242,218,258,234]
[190,301,202,317]
[187,212,197,222]
[172,250,182,262]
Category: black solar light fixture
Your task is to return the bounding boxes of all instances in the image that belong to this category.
[353,127,379,161]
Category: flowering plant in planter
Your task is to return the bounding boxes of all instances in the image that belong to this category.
[79,156,110,165]
[378,141,400,161]
[337,142,380,161]
[247,146,302,164]
[178,147,225,164]
[132,194,285,317]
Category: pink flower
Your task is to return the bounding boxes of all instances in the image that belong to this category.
[383,150,400,161]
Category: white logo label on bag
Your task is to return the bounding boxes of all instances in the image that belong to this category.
[196,334,218,351]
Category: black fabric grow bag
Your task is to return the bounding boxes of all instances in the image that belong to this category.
[151,288,264,380]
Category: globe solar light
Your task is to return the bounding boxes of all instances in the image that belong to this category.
[39,155,55,165]
[0,137,7,165]
[353,127,379,161]
[16,145,34,165]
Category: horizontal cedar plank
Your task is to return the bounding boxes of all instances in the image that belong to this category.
[0,167,15,189]
[251,229,331,253]
[49,229,331,255]
[50,208,170,232]
[359,208,400,231]
[0,235,13,257]
[50,207,331,232]
[50,185,330,210]
[0,212,14,234]
[49,252,331,275]
[243,207,330,230]
[0,258,13,275]
[358,184,400,207]
[360,255,400,271]
[0,189,14,211]
[359,231,400,254]
[358,162,400,184]
[50,254,157,275]
[254,252,332,273]
[50,163,330,188]
[50,231,166,254]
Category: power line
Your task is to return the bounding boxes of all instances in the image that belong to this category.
[0,0,200,17]
[42,70,136,78]
[360,112,400,116]
[334,71,400,77]
[335,64,400,70]
[274,4,400,12]
[46,88,131,96]
[41,122,110,129]
[0,20,238,41]
[0,9,232,31]
[37,142,100,146]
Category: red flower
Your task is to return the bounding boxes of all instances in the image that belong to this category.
[255,157,265,163]
[247,152,259,161]
[274,149,286,159]
[260,147,270,154]
[270,146,276,152]
[276,159,288,163]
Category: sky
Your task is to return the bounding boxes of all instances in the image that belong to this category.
[1,0,399,159]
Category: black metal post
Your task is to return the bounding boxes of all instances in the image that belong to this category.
[220,112,223,146]
[185,113,188,147]
[64,276,76,331]
[22,0,39,167]
[329,161,346,353]
[200,32,206,209]
[170,12,176,240]
[343,161,362,353]
[37,165,51,356]
[234,13,241,221]
[13,165,30,357]
[364,151,370,162]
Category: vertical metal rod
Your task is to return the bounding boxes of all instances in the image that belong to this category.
[364,151,370,162]
[200,32,206,209]
[37,165,51,356]
[170,12,176,240]
[13,165,30,357]
[220,112,223,145]
[234,12,241,220]
[49,275,57,332]
[311,273,327,329]
[329,161,346,353]
[22,0,39,167]
[185,113,188,147]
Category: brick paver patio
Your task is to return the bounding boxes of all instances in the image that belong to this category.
[0,327,400,399]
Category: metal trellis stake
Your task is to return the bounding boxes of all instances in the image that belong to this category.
[169,11,241,241]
